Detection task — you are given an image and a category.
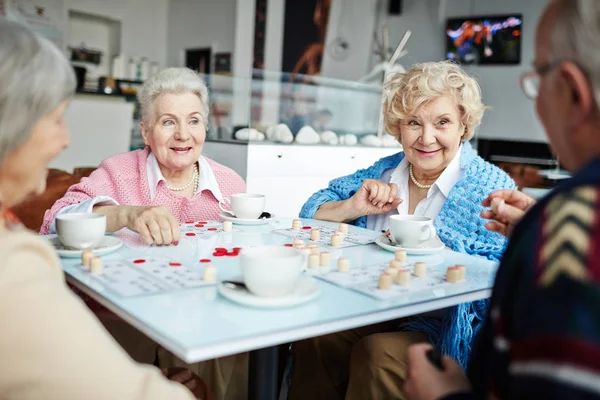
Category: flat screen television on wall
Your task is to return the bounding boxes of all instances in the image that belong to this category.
[446,14,522,65]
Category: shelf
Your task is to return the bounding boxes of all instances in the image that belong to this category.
[75,90,128,97]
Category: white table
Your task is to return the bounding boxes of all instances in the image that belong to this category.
[58,218,498,399]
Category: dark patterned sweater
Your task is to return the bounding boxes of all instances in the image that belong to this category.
[443,156,600,400]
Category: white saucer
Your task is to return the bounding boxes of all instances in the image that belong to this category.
[218,276,320,308]
[46,235,123,258]
[537,169,571,180]
[219,212,275,226]
[375,235,445,255]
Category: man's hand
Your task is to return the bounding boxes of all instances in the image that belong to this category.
[481,189,536,237]
[403,343,472,400]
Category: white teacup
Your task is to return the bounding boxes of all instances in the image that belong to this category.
[240,245,305,297]
[219,193,266,219]
[55,213,106,250]
[388,215,436,247]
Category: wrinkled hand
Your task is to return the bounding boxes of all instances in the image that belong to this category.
[162,367,209,399]
[403,343,472,400]
[126,206,180,245]
[480,189,536,237]
[348,179,403,217]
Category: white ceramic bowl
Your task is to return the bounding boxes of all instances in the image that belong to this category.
[55,213,106,250]
[241,245,305,297]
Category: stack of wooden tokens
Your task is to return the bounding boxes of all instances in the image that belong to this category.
[292,219,302,230]
[446,264,467,283]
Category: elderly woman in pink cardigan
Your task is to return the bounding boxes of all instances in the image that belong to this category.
[40,67,245,246]
[40,67,248,399]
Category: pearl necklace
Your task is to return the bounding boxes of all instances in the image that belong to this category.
[409,163,434,189]
[167,163,199,191]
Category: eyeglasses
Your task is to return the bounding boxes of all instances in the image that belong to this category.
[520,61,562,100]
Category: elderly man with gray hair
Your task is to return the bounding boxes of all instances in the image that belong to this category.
[404,1,600,399]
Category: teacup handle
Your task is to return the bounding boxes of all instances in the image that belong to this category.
[218,197,235,217]
[420,224,436,243]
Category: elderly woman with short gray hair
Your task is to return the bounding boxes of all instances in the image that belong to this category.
[39,67,248,399]
[0,19,207,399]
[40,67,245,245]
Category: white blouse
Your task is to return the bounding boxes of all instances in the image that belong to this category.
[366,146,463,232]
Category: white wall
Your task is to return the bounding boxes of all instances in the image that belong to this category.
[336,0,549,143]
[66,0,169,68]
[321,0,378,81]
[166,0,237,68]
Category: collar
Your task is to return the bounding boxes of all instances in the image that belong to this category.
[146,152,223,201]
[389,144,463,198]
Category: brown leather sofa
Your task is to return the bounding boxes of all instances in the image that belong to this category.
[12,167,96,232]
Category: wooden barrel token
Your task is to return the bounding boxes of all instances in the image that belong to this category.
[90,256,103,275]
[337,258,350,272]
[81,250,93,267]
[395,249,407,263]
[203,264,217,283]
[446,266,459,283]
[320,251,331,266]
[310,229,321,241]
[414,262,427,277]
[308,254,320,269]
[330,234,343,247]
[396,269,411,286]
[339,222,349,234]
[456,264,467,280]
[378,273,393,290]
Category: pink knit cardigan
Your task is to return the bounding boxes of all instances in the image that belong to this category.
[40,149,246,234]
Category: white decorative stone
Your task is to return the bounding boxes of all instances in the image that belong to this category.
[339,134,358,146]
[235,128,265,141]
[360,134,383,147]
[273,124,294,143]
[266,125,277,141]
[295,126,321,145]
[320,130,339,145]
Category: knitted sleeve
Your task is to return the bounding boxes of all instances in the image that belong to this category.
[437,158,517,262]
[299,153,402,220]
[40,159,123,235]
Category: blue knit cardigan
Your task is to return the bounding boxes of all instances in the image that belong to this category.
[300,142,517,368]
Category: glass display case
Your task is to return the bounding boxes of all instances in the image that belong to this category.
[201,69,387,146]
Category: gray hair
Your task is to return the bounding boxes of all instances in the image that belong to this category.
[549,0,600,108]
[138,67,210,127]
[0,18,75,164]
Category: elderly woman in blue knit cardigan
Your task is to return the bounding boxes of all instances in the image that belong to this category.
[288,61,516,400]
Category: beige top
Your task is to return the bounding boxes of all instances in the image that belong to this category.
[0,230,194,400]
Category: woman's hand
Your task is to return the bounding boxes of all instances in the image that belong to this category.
[125,206,180,245]
[161,367,210,399]
[480,189,536,237]
[314,179,403,222]
[348,179,403,217]
[403,343,472,400]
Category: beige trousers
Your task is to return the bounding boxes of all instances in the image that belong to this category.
[101,318,248,400]
[288,322,428,400]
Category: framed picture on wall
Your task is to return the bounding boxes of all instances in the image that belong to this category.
[214,52,232,75]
